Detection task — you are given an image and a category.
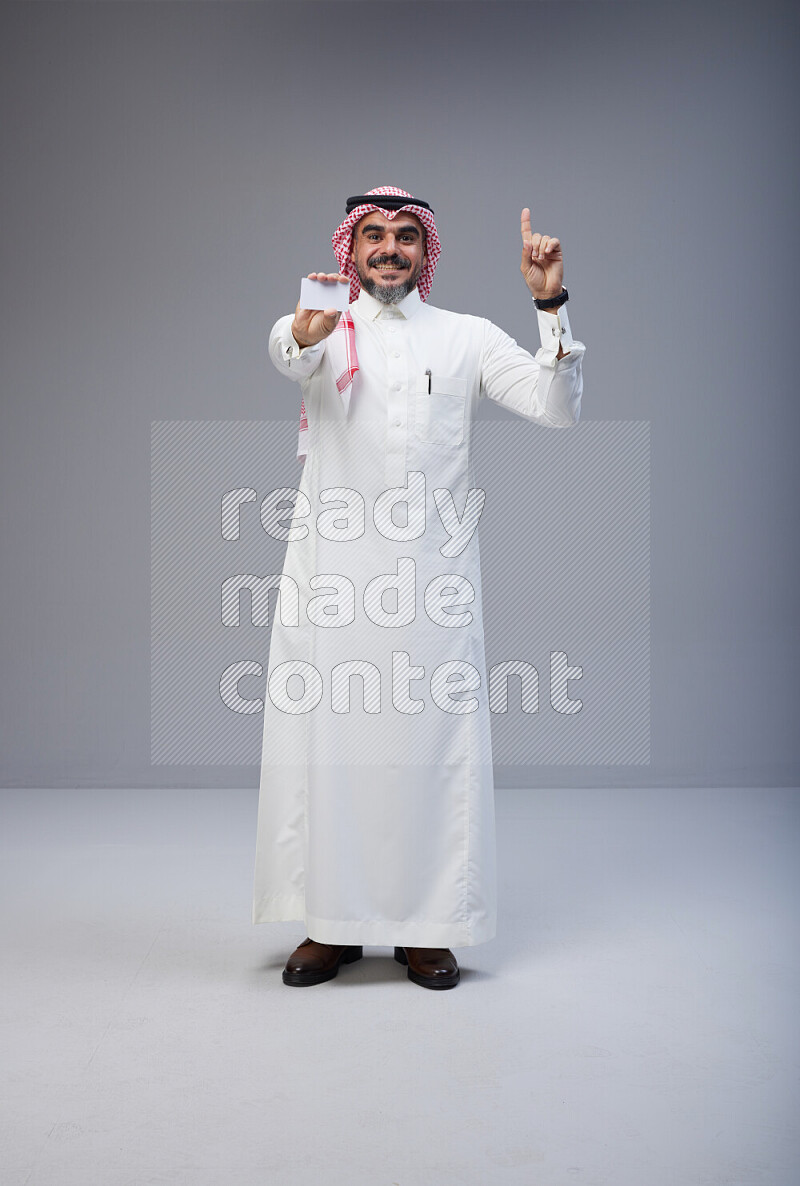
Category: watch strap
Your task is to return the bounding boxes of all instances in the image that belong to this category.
[533,287,569,311]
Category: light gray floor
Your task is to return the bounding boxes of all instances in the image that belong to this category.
[1,786,798,1186]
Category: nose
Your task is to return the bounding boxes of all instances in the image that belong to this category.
[384,233,400,255]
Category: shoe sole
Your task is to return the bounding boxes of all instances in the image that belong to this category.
[393,946,460,989]
[282,945,363,987]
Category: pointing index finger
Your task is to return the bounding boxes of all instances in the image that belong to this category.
[521,207,532,245]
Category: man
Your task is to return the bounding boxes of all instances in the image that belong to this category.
[253,186,584,989]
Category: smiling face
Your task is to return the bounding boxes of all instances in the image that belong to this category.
[350,210,427,304]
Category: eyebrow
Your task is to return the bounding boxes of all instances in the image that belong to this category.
[359,222,421,237]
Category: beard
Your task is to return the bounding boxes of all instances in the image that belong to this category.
[356,253,422,305]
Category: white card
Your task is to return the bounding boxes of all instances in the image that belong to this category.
[299,277,350,312]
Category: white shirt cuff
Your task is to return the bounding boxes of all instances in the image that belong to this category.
[281,322,321,361]
[534,299,575,365]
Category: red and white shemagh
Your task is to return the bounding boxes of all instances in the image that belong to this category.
[297,186,441,461]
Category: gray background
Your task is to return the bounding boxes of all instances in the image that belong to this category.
[1,0,797,788]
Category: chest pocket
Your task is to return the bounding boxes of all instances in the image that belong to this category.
[414,375,468,447]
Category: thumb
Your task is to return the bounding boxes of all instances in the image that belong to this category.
[322,309,342,333]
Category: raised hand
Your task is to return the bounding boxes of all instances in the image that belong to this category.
[520,208,564,300]
[291,273,349,348]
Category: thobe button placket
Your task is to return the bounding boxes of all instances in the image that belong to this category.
[381,316,407,487]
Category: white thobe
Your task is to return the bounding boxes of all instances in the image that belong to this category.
[252,286,585,947]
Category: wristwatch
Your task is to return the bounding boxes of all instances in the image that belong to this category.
[533,287,569,311]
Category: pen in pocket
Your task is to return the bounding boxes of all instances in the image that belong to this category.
[425,368,432,394]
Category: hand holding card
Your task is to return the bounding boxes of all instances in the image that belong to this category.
[291,273,349,350]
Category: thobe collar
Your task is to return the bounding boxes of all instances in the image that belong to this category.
[352,285,423,322]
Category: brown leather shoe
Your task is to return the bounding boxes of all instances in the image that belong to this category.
[394,946,460,989]
[282,937,363,987]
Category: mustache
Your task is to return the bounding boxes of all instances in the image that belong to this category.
[368,254,410,270]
